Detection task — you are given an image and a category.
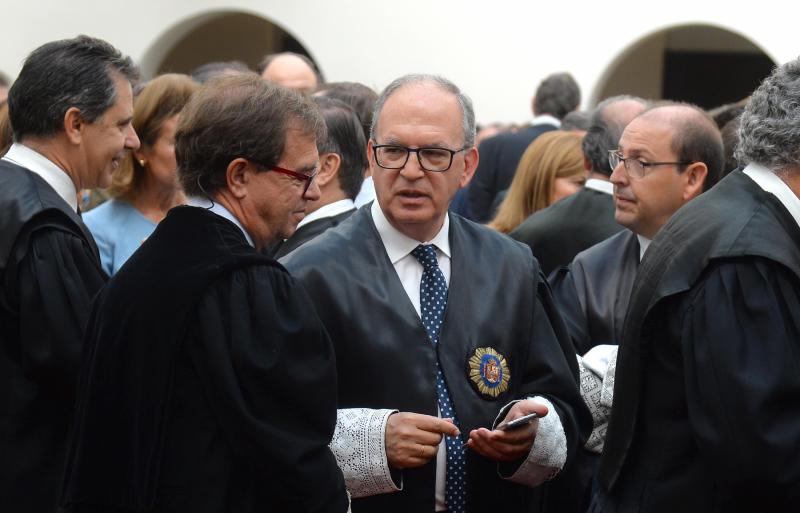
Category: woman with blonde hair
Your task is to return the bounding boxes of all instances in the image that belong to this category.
[488,130,586,233]
[84,73,198,274]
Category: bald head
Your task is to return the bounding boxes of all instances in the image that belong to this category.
[638,104,723,191]
[260,53,318,95]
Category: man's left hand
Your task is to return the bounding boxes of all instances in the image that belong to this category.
[465,399,548,462]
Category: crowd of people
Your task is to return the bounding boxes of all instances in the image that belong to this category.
[0,34,798,513]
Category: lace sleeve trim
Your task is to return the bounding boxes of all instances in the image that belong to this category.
[330,408,402,498]
[495,396,567,486]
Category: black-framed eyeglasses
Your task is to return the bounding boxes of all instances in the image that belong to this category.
[372,143,469,172]
[246,158,318,195]
[608,150,694,179]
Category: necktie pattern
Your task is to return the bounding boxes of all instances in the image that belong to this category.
[410,244,467,513]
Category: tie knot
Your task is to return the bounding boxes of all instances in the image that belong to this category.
[411,244,439,270]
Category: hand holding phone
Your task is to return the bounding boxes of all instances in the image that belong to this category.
[495,412,539,431]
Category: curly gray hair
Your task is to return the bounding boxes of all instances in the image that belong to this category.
[735,57,800,172]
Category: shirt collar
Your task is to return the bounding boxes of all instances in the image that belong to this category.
[531,114,561,128]
[743,162,800,229]
[186,196,255,247]
[297,198,355,229]
[636,234,651,261]
[370,201,451,264]
[584,178,614,195]
[2,142,78,211]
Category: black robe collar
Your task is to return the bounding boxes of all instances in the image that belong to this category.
[601,169,800,489]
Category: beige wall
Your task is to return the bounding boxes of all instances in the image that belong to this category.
[0,1,792,123]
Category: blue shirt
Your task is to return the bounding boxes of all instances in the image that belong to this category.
[83,199,157,275]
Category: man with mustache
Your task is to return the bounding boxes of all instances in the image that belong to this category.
[0,35,140,512]
[282,74,589,512]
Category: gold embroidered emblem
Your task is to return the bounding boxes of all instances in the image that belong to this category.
[467,347,510,398]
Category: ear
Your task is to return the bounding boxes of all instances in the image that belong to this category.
[225,158,253,199]
[63,107,85,145]
[682,162,708,201]
[316,152,341,189]
[367,139,379,175]
[458,146,479,188]
[583,156,592,172]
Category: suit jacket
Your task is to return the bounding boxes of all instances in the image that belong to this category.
[599,170,800,512]
[468,124,557,223]
[282,207,590,513]
[510,186,624,277]
[0,160,106,513]
[549,230,639,355]
[273,208,355,259]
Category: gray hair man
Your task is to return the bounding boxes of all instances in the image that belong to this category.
[282,73,589,513]
[597,58,800,512]
[0,35,139,513]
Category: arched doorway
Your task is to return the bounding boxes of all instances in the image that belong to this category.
[139,10,321,80]
[592,24,775,109]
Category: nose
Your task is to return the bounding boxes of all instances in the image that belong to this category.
[609,159,628,187]
[303,177,322,201]
[398,150,425,180]
[126,125,141,151]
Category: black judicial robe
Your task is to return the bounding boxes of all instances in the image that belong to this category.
[550,230,640,355]
[282,206,591,513]
[62,206,348,513]
[0,160,106,513]
[510,186,624,276]
[598,170,800,512]
[272,208,355,259]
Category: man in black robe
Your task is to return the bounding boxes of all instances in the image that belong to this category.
[547,103,723,513]
[597,58,800,512]
[282,74,590,513]
[0,36,140,513]
[272,96,365,258]
[509,95,647,276]
[62,75,349,513]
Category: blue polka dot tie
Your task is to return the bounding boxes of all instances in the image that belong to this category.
[410,244,467,513]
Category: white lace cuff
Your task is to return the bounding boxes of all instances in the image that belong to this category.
[577,345,617,453]
[494,396,567,487]
[330,408,401,498]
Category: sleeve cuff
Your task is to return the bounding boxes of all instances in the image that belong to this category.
[577,346,617,453]
[329,408,402,498]
[495,396,567,487]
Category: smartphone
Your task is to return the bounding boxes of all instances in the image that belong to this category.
[496,412,539,431]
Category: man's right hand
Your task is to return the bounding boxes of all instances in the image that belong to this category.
[385,412,460,469]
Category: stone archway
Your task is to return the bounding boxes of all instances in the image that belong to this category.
[592,24,775,109]
[138,9,321,80]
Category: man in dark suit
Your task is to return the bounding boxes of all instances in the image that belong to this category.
[272,96,365,258]
[0,35,140,512]
[509,95,647,276]
[597,58,800,513]
[282,73,589,513]
[466,72,580,222]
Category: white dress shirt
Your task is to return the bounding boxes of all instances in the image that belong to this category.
[531,114,562,128]
[2,142,78,212]
[296,198,355,230]
[743,162,800,228]
[584,178,614,196]
[186,196,254,247]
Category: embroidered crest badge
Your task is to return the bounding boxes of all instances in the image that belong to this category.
[467,347,510,398]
